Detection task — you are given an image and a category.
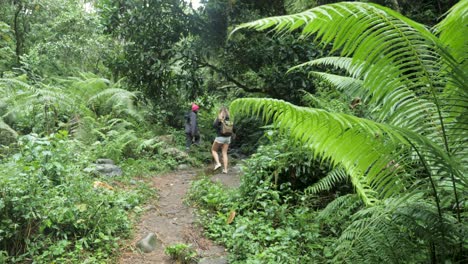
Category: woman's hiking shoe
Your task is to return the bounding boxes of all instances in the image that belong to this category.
[222,169,228,174]
[214,163,222,171]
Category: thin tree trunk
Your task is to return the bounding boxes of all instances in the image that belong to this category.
[13,1,23,65]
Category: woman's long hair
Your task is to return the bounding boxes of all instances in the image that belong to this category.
[218,106,230,121]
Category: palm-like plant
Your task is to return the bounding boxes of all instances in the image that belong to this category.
[231,1,467,262]
[0,73,144,135]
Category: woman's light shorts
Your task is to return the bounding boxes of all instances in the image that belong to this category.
[215,136,231,144]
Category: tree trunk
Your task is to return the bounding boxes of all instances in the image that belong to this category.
[13,1,23,65]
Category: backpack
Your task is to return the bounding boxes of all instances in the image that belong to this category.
[221,119,234,136]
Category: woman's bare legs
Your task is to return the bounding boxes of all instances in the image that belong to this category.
[211,141,222,169]
[221,143,229,172]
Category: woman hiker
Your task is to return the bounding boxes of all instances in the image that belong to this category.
[211,106,233,173]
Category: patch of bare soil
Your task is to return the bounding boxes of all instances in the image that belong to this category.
[119,166,241,264]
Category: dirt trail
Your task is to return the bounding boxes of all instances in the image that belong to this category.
[119,165,241,264]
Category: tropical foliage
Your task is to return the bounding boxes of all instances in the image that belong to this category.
[0,72,198,262]
[1,0,465,263]
[227,0,467,262]
[188,136,342,263]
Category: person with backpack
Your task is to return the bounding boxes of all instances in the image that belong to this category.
[211,106,233,173]
[185,103,200,151]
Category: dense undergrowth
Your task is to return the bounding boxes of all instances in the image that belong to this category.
[1,132,150,263]
[188,132,466,263]
[0,74,198,263]
[1,1,465,263]
[188,142,333,263]
[193,1,466,263]
[187,135,343,263]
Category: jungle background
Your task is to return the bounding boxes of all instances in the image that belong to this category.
[0,0,465,263]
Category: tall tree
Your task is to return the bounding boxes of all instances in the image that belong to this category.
[0,0,110,77]
[193,0,456,102]
[0,0,28,65]
[188,0,328,104]
[97,0,194,101]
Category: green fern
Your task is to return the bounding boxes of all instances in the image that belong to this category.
[136,138,164,154]
[231,0,466,208]
[232,1,467,145]
[305,166,348,195]
[0,73,147,136]
[290,57,367,102]
[334,195,464,263]
[231,1,466,261]
[318,193,361,216]
[0,77,78,134]
[88,88,144,122]
[231,98,422,205]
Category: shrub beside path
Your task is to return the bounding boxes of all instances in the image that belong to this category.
[119,165,241,263]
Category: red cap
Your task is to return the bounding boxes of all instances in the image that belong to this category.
[192,103,199,111]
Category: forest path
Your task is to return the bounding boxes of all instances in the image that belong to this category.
[119,165,241,264]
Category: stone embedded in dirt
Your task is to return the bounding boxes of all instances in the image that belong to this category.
[177,164,190,170]
[85,159,123,177]
[136,233,158,253]
[144,205,157,211]
[198,256,228,264]
[94,163,123,177]
[96,158,115,165]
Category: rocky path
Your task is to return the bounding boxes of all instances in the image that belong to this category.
[119,165,241,264]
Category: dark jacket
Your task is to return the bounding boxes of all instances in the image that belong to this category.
[185,111,199,135]
[213,117,230,137]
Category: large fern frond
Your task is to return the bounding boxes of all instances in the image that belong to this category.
[317,193,362,225]
[289,57,365,99]
[232,1,467,214]
[232,1,467,156]
[88,88,144,122]
[334,195,464,263]
[434,0,468,70]
[231,98,466,206]
[58,72,111,100]
[291,56,440,135]
[0,78,76,116]
[433,0,468,167]
[231,98,403,205]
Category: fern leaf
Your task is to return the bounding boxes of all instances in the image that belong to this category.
[232,2,466,155]
[306,166,348,194]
